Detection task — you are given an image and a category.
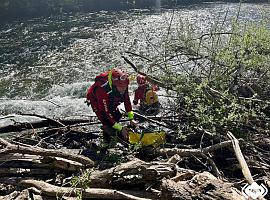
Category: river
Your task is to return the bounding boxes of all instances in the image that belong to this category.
[0,2,269,126]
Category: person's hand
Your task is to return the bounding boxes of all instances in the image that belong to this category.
[121,126,129,141]
[129,119,138,128]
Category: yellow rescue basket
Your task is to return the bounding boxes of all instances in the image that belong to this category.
[129,130,166,147]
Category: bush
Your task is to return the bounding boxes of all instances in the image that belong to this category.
[138,12,270,138]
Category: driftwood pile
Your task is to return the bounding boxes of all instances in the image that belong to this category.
[0,112,269,200]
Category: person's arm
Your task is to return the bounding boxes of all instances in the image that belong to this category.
[123,89,134,119]
[133,89,139,105]
[124,89,138,128]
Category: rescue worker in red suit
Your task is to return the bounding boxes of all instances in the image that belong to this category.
[86,68,136,142]
[133,75,160,115]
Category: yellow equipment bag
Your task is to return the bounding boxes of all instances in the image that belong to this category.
[129,130,166,147]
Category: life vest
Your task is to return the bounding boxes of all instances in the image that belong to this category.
[145,89,159,106]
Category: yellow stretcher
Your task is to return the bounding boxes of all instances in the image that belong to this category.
[129,130,166,147]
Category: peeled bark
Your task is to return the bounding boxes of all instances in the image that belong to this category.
[88,158,176,188]
[160,172,244,200]
[0,156,84,172]
[17,179,155,200]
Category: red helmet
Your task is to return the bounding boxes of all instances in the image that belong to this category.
[111,68,129,87]
[137,75,146,85]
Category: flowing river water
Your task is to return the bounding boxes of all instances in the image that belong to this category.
[0,2,269,127]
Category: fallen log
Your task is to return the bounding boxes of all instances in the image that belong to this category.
[19,113,67,128]
[87,158,176,188]
[155,140,233,157]
[0,117,97,134]
[2,179,156,200]
[0,152,43,161]
[0,190,22,200]
[4,189,30,200]
[0,171,245,200]
[0,138,95,167]
[160,171,244,200]
[0,156,84,172]
[0,114,132,134]
[0,168,58,178]
[153,140,235,177]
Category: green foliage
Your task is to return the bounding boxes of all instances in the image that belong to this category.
[129,142,143,153]
[146,13,270,138]
[98,138,128,164]
[215,21,270,89]
[70,169,92,200]
[187,21,268,136]
[183,85,265,138]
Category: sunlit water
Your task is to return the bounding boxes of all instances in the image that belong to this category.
[0,2,269,126]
